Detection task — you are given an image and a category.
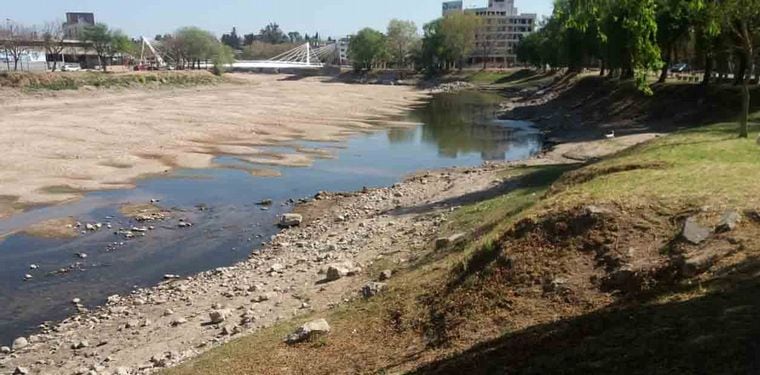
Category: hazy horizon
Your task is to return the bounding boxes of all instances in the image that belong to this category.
[3,0,553,39]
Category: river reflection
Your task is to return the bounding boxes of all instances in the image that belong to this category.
[392,91,541,161]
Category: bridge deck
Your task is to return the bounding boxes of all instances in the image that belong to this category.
[231,61,325,69]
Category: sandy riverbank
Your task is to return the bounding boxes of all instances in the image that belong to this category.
[0,74,427,219]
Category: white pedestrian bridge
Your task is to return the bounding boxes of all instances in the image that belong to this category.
[230,43,337,70]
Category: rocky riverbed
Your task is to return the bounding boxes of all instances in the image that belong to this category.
[0,159,533,375]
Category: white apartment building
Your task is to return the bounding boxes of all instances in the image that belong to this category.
[442,0,536,66]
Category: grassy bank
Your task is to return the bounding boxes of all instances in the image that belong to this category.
[167,74,760,374]
[0,71,225,91]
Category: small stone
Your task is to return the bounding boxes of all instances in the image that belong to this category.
[125,320,139,329]
[361,282,387,298]
[209,309,231,324]
[435,233,467,250]
[12,337,28,351]
[29,264,38,270]
[716,211,742,233]
[1,346,10,354]
[278,213,303,228]
[171,318,188,327]
[76,252,88,259]
[23,274,32,281]
[325,262,358,281]
[107,295,121,304]
[379,269,393,281]
[72,298,82,304]
[13,367,29,375]
[253,293,274,303]
[285,319,331,344]
[682,217,711,245]
[163,309,175,317]
[221,325,240,336]
[71,340,89,349]
[269,263,285,273]
[257,199,273,206]
[114,367,130,375]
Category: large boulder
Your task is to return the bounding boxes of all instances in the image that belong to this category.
[278,214,303,228]
[285,319,331,344]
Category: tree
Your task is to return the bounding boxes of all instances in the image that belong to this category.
[41,20,66,71]
[0,21,34,71]
[82,23,115,72]
[110,31,136,64]
[243,33,256,46]
[212,44,235,76]
[722,0,760,138]
[287,32,303,44]
[260,23,287,44]
[655,0,693,82]
[221,27,242,49]
[174,27,218,69]
[386,20,419,69]
[348,28,387,71]
[439,12,481,69]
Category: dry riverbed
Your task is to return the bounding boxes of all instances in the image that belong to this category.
[0,74,427,219]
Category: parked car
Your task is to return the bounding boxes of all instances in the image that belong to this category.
[61,64,82,72]
[670,63,689,73]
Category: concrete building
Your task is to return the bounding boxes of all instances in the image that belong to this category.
[442,0,536,67]
[337,36,352,66]
[64,12,95,39]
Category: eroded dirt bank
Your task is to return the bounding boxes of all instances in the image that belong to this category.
[0,74,427,218]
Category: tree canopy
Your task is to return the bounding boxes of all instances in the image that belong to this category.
[349,28,387,71]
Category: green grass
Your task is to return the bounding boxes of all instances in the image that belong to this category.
[544,122,760,211]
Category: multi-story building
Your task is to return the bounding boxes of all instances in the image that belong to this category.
[442,0,536,67]
[63,12,95,39]
[337,36,352,66]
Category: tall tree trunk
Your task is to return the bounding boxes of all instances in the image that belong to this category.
[658,45,671,83]
[740,45,753,139]
[702,54,713,86]
[735,56,747,86]
[600,59,606,76]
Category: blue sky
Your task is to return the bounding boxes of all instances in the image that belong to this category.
[3,0,553,39]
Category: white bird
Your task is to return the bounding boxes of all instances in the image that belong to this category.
[605,130,616,139]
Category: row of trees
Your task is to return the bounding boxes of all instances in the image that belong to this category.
[220,23,324,49]
[515,0,760,139]
[347,13,483,73]
[155,27,234,72]
[0,20,71,71]
[349,20,420,70]
[0,18,234,74]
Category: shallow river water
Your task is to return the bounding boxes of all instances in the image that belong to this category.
[0,90,542,345]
